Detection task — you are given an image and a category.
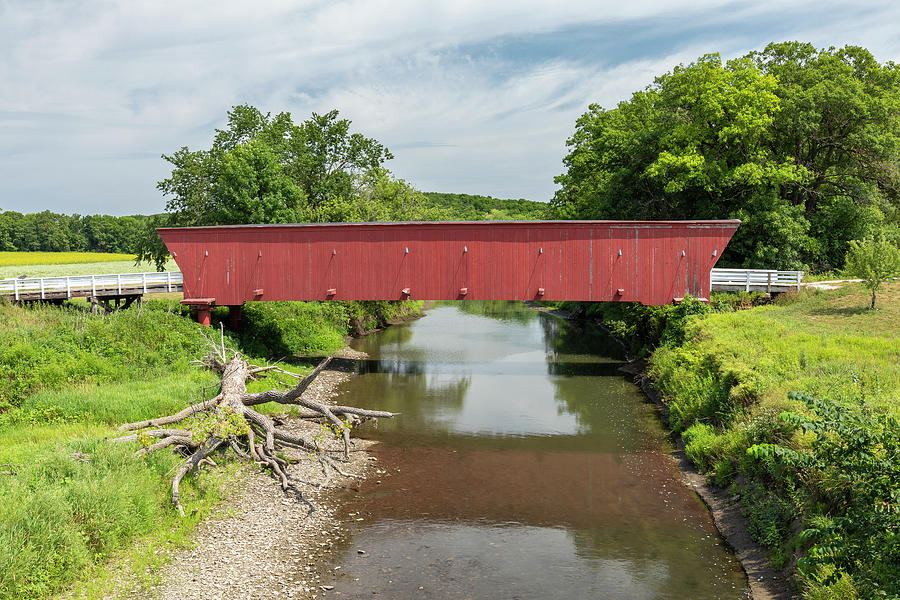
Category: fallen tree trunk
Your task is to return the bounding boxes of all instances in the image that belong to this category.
[113,345,395,515]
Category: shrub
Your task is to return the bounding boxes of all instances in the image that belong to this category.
[0,301,209,410]
[747,393,900,597]
[240,301,348,357]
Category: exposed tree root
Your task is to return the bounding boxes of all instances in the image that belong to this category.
[113,339,396,515]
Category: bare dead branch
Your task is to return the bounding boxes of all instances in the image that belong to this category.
[112,351,393,515]
[172,437,223,516]
[118,398,221,432]
[242,356,334,406]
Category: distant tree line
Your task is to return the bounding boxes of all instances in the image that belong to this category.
[421,192,547,221]
[0,210,147,254]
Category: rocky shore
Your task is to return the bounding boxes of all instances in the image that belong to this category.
[144,346,375,600]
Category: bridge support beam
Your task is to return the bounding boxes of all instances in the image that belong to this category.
[181,298,216,327]
[88,294,141,315]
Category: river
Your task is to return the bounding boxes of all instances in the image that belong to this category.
[321,302,748,598]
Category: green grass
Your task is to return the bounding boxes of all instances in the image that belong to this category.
[652,282,900,427]
[0,374,237,600]
[648,282,900,599]
[0,257,177,279]
[0,299,210,412]
[0,301,229,600]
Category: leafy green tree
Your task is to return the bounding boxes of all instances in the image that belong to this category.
[141,105,412,268]
[420,192,547,220]
[843,235,900,309]
[553,43,900,270]
[311,169,444,223]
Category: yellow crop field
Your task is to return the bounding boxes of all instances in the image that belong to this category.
[0,253,177,278]
[0,251,134,267]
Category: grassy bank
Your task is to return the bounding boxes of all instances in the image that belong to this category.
[565,284,898,599]
[0,294,420,599]
[0,301,224,599]
[649,285,899,599]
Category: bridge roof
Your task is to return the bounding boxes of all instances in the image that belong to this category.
[158,219,740,232]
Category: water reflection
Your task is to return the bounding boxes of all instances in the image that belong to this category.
[322,303,747,598]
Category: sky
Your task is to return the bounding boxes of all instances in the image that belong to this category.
[1,1,899,216]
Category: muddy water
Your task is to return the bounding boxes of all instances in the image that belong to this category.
[324,302,748,599]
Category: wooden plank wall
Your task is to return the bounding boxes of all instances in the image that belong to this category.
[159,221,739,306]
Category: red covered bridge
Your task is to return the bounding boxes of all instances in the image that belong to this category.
[158,220,740,326]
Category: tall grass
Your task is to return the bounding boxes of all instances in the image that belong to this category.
[0,300,211,412]
[647,282,900,599]
[0,301,230,599]
[651,283,900,425]
[0,426,234,599]
[0,368,239,599]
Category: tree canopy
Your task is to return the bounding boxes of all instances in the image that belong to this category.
[140,106,439,268]
[551,42,900,270]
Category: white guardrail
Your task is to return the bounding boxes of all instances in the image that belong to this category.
[0,271,184,300]
[710,268,803,292]
[1,268,800,300]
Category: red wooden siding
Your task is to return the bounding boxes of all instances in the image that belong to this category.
[158,220,739,306]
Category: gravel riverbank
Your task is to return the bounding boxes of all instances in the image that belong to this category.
[143,346,376,600]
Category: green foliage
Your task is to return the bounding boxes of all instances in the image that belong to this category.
[421,192,548,220]
[190,405,251,443]
[0,210,145,254]
[741,480,795,568]
[0,432,231,600]
[642,284,900,599]
[239,301,349,357]
[747,393,900,597]
[802,565,859,600]
[312,169,444,223]
[238,299,421,358]
[557,296,709,359]
[553,42,900,271]
[682,423,719,470]
[0,300,209,411]
[843,235,900,309]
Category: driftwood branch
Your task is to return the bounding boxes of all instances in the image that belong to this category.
[114,351,396,514]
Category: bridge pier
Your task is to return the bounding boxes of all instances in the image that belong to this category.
[181,298,215,327]
[196,308,212,327]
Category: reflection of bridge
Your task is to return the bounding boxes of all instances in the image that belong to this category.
[159,221,740,325]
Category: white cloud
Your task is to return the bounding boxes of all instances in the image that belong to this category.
[0,0,898,214]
